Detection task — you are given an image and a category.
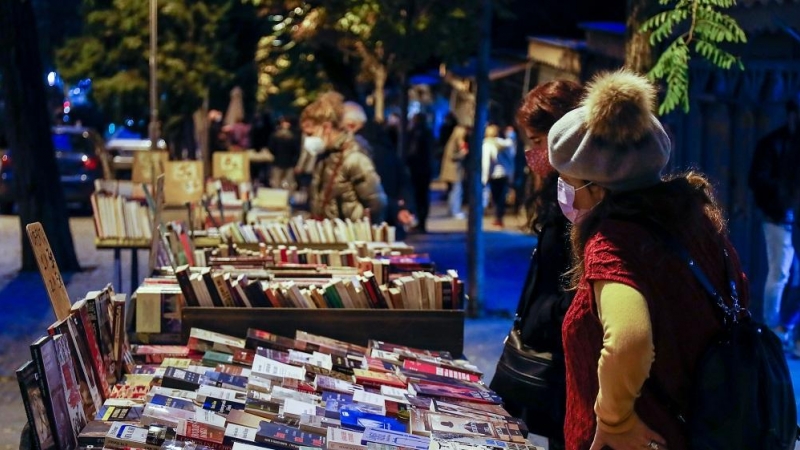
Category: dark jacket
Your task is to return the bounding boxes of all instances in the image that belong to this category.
[354,122,416,225]
[749,125,800,224]
[519,211,574,353]
[267,128,301,168]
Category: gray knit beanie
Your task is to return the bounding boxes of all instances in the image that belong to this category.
[548,70,671,192]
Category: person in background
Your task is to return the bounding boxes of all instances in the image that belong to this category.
[225,117,252,150]
[267,116,301,190]
[439,124,468,219]
[481,124,515,228]
[343,101,416,237]
[208,109,227,154]
[549,69,748,450]
[748,99,800,351]
[406,113,434,233]
[489,80,583,449]
[302,91,386,223]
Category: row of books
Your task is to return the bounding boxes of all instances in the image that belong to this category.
[91,193,153,240]
[211,216,398,245]
[24,324,544,450]
[135,265,461,330]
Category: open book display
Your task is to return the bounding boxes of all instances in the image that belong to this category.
[19,315,545,450]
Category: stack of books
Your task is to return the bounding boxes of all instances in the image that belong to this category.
[91,180,153,242]
[19,321,546,450]
[209,216,399,245]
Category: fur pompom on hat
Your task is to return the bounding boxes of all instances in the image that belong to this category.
[548,69,671,192]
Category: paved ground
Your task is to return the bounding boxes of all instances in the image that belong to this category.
[1,192,799,449]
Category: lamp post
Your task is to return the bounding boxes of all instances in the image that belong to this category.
[148,0,159,151]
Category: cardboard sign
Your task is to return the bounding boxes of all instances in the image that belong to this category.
[213,151,250,183]
[132,150,169,184]
[25,222,72,321]
[164,161,204,206]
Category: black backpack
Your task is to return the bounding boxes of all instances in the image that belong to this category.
[649,231,798,450]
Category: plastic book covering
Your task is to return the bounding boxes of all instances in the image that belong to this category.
[31,335,76,450]
[16,360,57,450]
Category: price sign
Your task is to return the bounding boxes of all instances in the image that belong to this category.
[25,222,72,321]
[164,161,204,205]
[213,151,250,183]
[132,151,168,184]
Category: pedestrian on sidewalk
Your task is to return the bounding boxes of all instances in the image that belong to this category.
[439,124,468,219]
[481,124,515,228]
[489,79,583,449]
[549,69,748,450]
[748,99,800,349]
[406,113,434,233]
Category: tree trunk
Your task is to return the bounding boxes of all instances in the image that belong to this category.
[625,0,659,73]
[467,0,492,318]
[0,0,81,272]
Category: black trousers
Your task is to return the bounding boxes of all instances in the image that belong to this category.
[409,168,431,230]
[489,176,509,222]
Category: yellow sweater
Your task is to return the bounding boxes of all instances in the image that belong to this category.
[592,281,655,433]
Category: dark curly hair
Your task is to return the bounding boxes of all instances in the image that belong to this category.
[516,80,584,232]
[567,171,728,288]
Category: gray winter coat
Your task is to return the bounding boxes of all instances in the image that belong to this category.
[310,137,387,223]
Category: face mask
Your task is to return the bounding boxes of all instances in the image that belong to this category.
[525,148,554,178]
[303,136,325,156]
[557,177,593,223]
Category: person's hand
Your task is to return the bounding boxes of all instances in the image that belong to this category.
[589,415,668,450]
[397,209,415,226]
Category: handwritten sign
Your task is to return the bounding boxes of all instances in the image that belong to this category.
[25,222,72,321]
[213,151,250,183]
[132,150,168,184]
[164,161,203,206]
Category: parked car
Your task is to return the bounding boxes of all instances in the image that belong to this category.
[0,126,109,213]
[106,137,167,180]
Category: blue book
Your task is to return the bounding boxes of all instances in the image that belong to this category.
[339,404,407,433]
[203,370,248,390]
[148,393,195,411]
[361,427,431,450]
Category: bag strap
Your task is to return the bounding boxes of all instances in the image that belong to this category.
[513,248,538,329]
[316,144,351,220]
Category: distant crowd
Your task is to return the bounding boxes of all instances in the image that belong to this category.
[207,92,526,235]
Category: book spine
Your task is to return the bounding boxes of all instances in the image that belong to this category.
[176,434,232,450]
[175,267,200,307]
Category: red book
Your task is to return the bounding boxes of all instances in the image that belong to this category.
[352,369,406,389]
[71,300,111,399]
[402,360,481,383]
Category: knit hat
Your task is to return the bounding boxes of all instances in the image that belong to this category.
[548,70,671,192]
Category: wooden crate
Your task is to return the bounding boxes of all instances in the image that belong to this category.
[181,307,465,356]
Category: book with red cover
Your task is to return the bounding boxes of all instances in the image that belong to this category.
[246,328,297,352]
[352,369,406,389]
[70,299,112,398]
[402,360,480,383]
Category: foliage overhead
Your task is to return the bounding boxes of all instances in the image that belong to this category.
[56,0,233,134]
[640,0,746,115]
[246,0,481,108]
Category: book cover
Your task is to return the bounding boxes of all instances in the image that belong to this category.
[95,403,144,421]
[162,366,204,391]
[410,383,502,405]
[315,374,358,394]
[251,354,306,381]
[255,346,291,364]
[177,419,226,444]
[402,360,480,383]
[85,288,119,385]
[339,404,407,433]
[202,370,250,391]
[246,328,296,352]
[53,334,91,442]
[353,369,406,389]
[368,341,452,360]
[70,300,111,398]
[49,316,102,418]
[188,327,247,354]
[104,422,176,450]
[327,427,366,450]
[197,394,247,414]
[174,264,200,307]
[232,348,256,366]
[76,420,112,448]
[255,421,326,449]
[360,428,431,450]
[30,335,76,450]
[16,360,57,450]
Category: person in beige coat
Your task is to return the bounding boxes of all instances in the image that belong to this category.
[301,92,387,223]
[439,125,468,218]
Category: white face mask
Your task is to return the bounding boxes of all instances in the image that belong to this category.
[303,136,325,156]
[557,177,593,223]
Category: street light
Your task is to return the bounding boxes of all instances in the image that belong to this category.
[148,0,159,151]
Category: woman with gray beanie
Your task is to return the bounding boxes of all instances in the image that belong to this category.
[548,70,748,450]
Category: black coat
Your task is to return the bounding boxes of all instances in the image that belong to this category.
[749,125,800,224]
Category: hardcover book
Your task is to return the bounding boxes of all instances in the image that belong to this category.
[16,360,57,450]
[410,383,503,405]
[30,335,76,450]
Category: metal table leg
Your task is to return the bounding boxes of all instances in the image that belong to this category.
[130,249,139,294]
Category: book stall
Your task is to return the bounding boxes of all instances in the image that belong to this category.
[15,223,547,450]
[15,153,546,450]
